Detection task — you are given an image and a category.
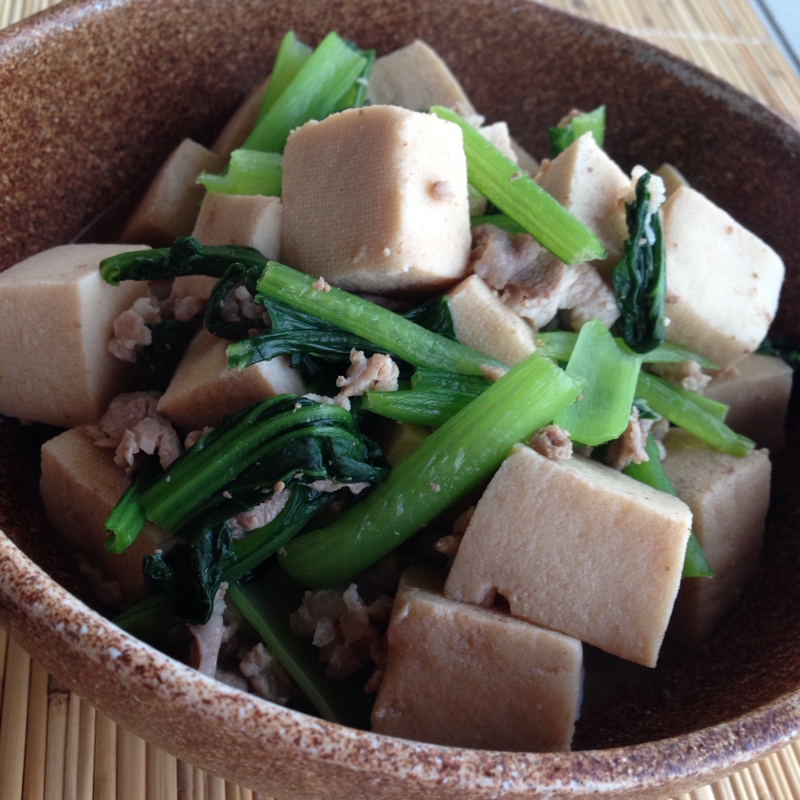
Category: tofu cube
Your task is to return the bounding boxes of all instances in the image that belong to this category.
[280,106,471,294]
[40,427,167,609]
[366,40,476,116]
[212,77,270,159]
[536,132,630,273]
[704,353,793,452]
[445,445,692,666]
[372,566,583,752]
[192,194,282,259]
[479,122,518,163]
[157,328,305,431]
[121,139,226,247]
[0,244,150,427]
[661,187,784,369]
[662,429,771,647]
[655,162,690,199]
[447,275,536,365]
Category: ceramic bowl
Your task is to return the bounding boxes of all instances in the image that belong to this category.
[1,1,800,797]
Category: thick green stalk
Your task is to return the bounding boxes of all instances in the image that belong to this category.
[555,320,642,446]
[104,460,160,553]
[623,435,712,578]
[362,390,473,426]
[410,368,489,396]
[256,262,507,375]
[197,150,282,196]
[636,372,753,457]
[549,105,606,157]
[280,354,582,587]
[243,33,367,153]
[536,330,718,369]
[430,106,607,265]
[259,31,313,119]
[470,214,526,235]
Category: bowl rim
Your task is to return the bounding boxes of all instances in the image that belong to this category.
[1,0,800,795]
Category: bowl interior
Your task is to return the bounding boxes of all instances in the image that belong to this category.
[1,0,800,791]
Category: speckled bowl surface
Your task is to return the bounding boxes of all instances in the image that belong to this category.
[1,1,800,797]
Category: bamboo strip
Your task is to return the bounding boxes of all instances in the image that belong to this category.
[711,776,737,800]
[43,677,69,800]
[177,760,195,800]
[0,638,31,800]
[75,700,96,800]
[63,692,82,800]
[207,774,226,800]
[743,761,771,798]
[765,752,794,800]
[0,626,8,712]
[193,767,206,800]
[146,744,178,800]
[692,785,717,800]
[225,782,241,800]
[117,726,146,800]
[778,744,800,795]
[21,661,48,800]
[94,712,117,800]
[240,788,253,800]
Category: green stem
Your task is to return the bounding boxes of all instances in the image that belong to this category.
[256,262,506,376]
[280,354,582,587]
[197,150,282,197]
[469,213,527,235]
[362,390,473,426]
[430,106,606,265]
[259,31,313,119]
[104,459,161,554]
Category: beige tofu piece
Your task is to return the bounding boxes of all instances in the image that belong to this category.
[40,427,167,609]
[281,106,471,294]
[121,139,226,247]
[0,244,150,427]
[662,429,771,647]
[366,40,476,116]
[447,275,536,365]
[662,187,784,369]
[479,122,517,162]
[157,328,305,431]
[192,194,282,259]
[704,353,793,451]
[372,566,583,751]
[445,445,692,667]
[171,274,219,304]
[212,77,270,159]
[536,132,630,273]
[655,162,690,199]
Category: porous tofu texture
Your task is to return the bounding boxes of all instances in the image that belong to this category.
[447,275,536,365]
[366,40,476,116]
[704,354,793,452]
[40,427,167,609]
[662,187,784,369]
[121,139,226,247]
[157,328,305,431]
[662,429,771,647]
[192,194,282,259]
[280,105,471,294]
[445,444,692,667]
[372,566,583,752]
[536,132,629,272]
[0,244,150,427]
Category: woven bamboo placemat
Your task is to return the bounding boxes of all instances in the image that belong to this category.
[2,0,800,798]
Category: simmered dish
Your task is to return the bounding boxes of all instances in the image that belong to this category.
[0,32,791,752]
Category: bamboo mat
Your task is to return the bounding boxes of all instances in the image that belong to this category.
[2,0,800,798]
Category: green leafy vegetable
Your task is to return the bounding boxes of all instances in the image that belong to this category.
[258,32,313,119]
[612,172,667,354]
[430,106,607,265]
[554,320,642,446]
[242,32,368,154]
[197,150,283,197]
[623,434,712,578]
[280,353,583,587]
[362,389,474,426]
[410,368,490,396]
[756,336,800,369]
[548,105,606,157]
[136,320,195,391]
[334,47,375,111]
[104,459,161,554]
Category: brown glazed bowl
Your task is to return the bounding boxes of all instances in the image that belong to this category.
[1,0,800,797]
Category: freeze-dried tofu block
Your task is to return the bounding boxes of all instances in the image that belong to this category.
[281,106,471,293]
[121,139,226,247]
[661,187,784,369]
[157,328,305,431]
[212,77,270,159]
[445,445,692,666]
[536,132,630,272]
[40,427,167,609]
[704,353,793,452]
[193,194,282,259]
[655,162,690,198]
[479,122,517,162]
[0,244,149,427]
[662,429,771,647]
[366,40,476,116]
[447,275,536,365]
[372,566,583,751]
